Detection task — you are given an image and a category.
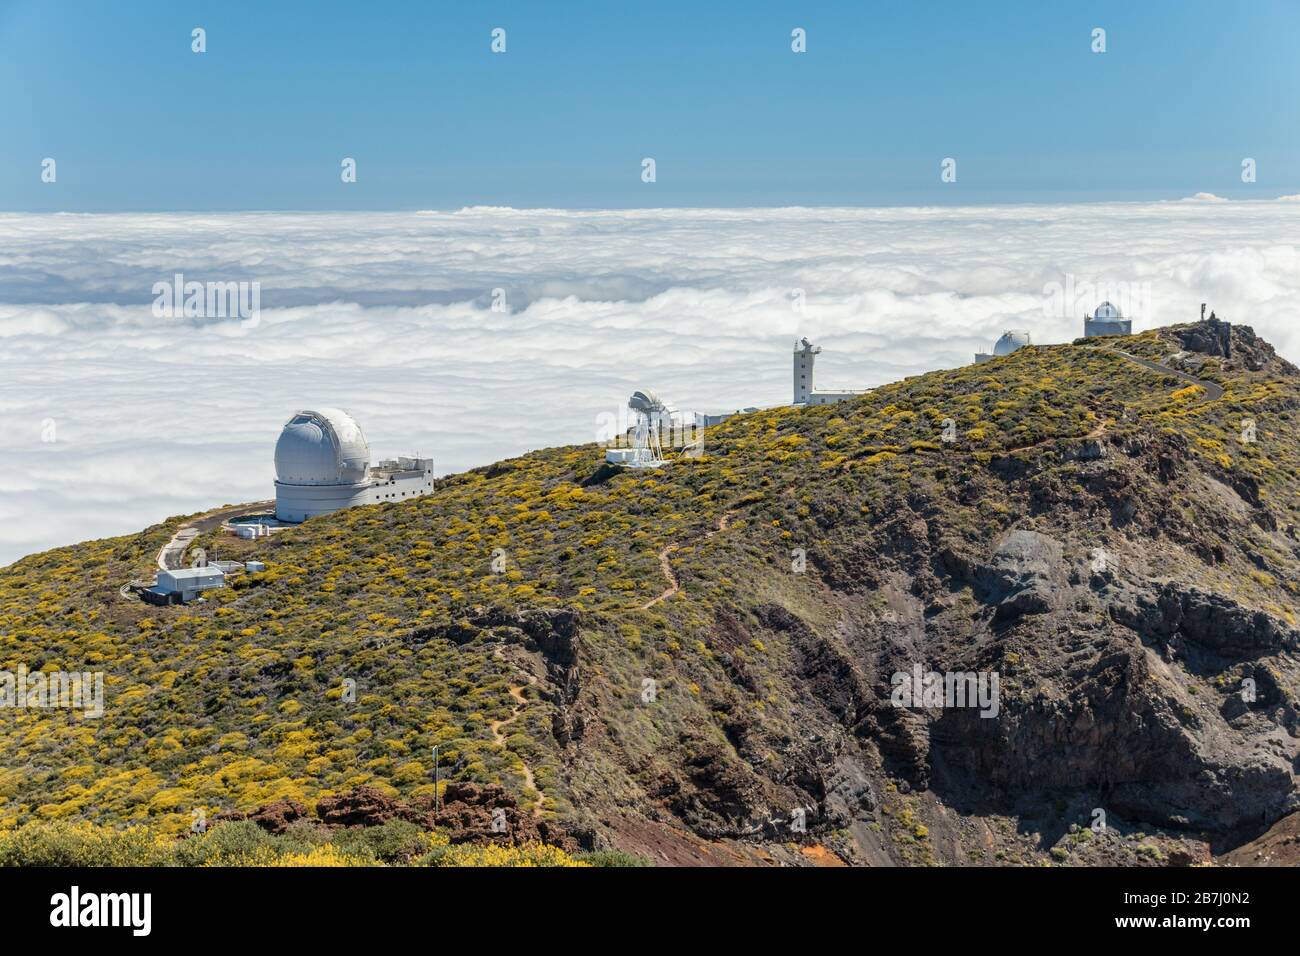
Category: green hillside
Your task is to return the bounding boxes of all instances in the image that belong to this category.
[2,319,1297,865]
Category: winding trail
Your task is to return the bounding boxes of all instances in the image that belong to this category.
[997,411,1109,456]
[157,528,200,572]
[641,546,680,609]
[489,676,543,817]
[641,510,734,610]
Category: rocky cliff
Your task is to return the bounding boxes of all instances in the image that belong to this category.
[1,318,1296,866]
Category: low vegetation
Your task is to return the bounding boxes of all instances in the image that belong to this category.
[0,321,1295,864]
[0,819,600,867]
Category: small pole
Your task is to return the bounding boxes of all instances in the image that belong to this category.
[432,745,440,814]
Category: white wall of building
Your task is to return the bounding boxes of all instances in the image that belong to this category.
[274,460,434,522]
[274,481,375,522]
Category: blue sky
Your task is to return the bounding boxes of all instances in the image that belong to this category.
[1,0,1297,209]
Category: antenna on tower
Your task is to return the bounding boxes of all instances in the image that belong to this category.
[626,390,668,468]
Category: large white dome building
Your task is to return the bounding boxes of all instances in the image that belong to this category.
[275,408,371,486]
[273,408,433,522]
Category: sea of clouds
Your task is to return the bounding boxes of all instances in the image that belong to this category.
[1,199,1297,566]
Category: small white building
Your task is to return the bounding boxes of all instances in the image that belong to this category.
[145,566,226,605]
[605,390,679,469]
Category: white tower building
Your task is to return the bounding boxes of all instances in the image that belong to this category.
[793,338,869,406]
[793,338,820,405]
[273,408,433,522]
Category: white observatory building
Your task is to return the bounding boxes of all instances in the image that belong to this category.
[605,389,679,469]
[793,338,870,406]
[1085,301,1133,338]
[273,408,433,522]
[974,330,1031,364]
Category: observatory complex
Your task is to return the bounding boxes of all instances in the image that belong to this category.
[974,330,1031,364]
[273,408,433,522]
[1084,301,1132,338]
[600,300,1131,469]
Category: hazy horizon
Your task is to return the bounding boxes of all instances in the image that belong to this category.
[3,198,1297,567]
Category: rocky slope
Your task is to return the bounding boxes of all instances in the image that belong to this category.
[1,317,1297,866]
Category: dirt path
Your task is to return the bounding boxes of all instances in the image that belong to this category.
[641,510,734,610]
[489,677,542,817]
[996,413,1109,456]
[641,545,681,609]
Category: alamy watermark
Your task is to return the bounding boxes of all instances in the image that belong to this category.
[890,663,1000,718]
[1042,273,1151,321]
[50,886,150,936]
[0,665,104,718]
[152,273,260,328]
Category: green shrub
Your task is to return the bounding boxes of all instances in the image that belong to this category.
[171,821,274,866]
[329,820,429,863]
[0,821,168,867]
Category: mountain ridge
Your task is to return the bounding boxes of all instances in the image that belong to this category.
[2,317,1298,866]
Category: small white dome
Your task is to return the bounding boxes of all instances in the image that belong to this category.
[1093,301,1123,321]
[274,408,371,485]
[993,330,1031,356]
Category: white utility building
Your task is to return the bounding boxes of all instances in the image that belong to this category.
[142,566,226,605]
[273,408,433,522]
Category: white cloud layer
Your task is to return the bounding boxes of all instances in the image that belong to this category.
[2,201,1298,566]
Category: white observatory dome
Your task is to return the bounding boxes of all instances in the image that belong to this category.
[1093,301,1123,322]
[274,408,371,486]
[993,330,1031,356]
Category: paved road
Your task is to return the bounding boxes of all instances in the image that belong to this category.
[156,501,274,571]
[157,528,200,571]
[1109,349,1225,401]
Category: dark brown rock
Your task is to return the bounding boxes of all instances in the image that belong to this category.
[316,786,405,828]
[248,798,309,834]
